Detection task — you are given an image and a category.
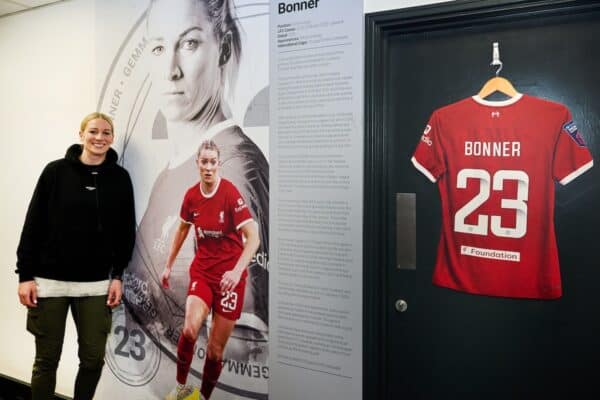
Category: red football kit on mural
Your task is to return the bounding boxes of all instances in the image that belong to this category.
[412,94,593,299]
[180,178,254,284]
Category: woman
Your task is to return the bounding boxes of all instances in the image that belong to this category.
[16,112,136,400]
[161,140,259,400]
[125,0,269,375]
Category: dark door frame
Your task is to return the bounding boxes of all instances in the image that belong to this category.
[363,1,600,398]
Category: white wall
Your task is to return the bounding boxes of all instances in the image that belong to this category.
[0,0,449,397]
[0,0,96,396]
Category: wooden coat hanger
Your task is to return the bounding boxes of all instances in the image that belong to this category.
[477,42,518,98]
[478,76,518,98]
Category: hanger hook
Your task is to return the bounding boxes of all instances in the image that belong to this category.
[495,61,503,77]
[491,42,503,77]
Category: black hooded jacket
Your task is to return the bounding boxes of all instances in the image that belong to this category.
[16,144,136,283]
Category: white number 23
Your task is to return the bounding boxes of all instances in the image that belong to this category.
[454,168,529,238]
[220,291,238,311]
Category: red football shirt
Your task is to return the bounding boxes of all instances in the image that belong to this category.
[180,178,254,283]
[412,94,594,299]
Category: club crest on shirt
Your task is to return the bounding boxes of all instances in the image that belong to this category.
[219,211,225,224]
[563,121,586,146]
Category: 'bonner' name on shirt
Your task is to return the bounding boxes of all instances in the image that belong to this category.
[465,141,521,157]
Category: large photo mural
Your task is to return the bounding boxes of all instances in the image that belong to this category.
[95,1,269,398]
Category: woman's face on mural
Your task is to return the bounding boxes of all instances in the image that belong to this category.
[147,0,222,122]
[197,148,220,185]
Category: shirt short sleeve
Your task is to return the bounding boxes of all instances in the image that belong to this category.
[227,183,254,231]
[553,109,594,185]
[411,111,446,183]
[179,189,193,223]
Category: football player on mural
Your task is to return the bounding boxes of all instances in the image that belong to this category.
[122,0,269,397]
[161,140,259,399]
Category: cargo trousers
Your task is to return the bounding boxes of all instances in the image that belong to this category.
[26,295,112,400]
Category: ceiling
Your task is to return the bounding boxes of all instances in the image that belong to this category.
[0,0,63,18]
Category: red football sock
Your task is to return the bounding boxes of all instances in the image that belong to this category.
[176,334,195,385]
[200,356,223,399]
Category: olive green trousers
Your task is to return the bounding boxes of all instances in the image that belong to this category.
[26,296,112,400]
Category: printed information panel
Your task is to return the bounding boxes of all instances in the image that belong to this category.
[270,1,364,399]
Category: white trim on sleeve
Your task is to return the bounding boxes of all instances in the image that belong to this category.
[411,156,437,183]
[236,218,254,231]
[559,160,594,185]
[180,216,193,225]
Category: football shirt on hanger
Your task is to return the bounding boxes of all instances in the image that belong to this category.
[412,94,593,299]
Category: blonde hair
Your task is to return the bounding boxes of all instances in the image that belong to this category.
[80,112,114,133]
[196,139,220,159]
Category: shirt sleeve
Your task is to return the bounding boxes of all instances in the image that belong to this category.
[227,183,254,231]
[553,108,594,185]
[179,189,193,224]
[111,170,136,280]
[411,111,446,183]
[16,164,53,282]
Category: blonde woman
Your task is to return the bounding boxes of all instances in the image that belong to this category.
[16,112,136,400]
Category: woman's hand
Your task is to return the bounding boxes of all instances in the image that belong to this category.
[107,279,123,308]
[161,267,172,289]
[161,222,191,290]
[220,269,243,293]
[18,280,37,307]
